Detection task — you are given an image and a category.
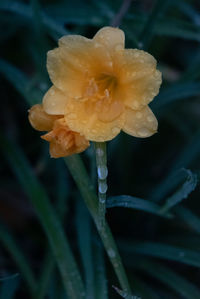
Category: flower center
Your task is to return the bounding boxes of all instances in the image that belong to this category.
[84,73,118,99]
[95,73,118,96]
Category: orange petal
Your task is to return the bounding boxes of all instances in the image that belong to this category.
[41,119,89,158]
[122,106,158,138]
[93,27,125,52]
[28,104,61,131]
[43,86,68,115]
[47,36,112,98]
[115,49,162,110]
[95,99,124,122]
[64,98,124,142]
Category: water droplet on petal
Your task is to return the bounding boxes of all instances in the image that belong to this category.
[111,127,120,135]
[136,112,142,119]
[147,115,154,122]
[98,165,108,180]
[137,127,151,137]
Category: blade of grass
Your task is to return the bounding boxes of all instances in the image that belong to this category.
[152,128,200,202]
[0,132,85,299]
[76,200,94,299]
[136,260,200,299]
[121,241,200,267]
[0,226,36,297]
[0,273,20,299]
[107,195,173,218]
[36,161,69,299]
[64,155,131,293]
[152,82,200,110]
[138,0,172,49]
[175,206,200,235]
[94,242,108,299]
[159,170,197,214]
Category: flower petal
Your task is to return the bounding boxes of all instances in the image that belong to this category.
[28,104,60,131]
[93,27,125,52]
[41,118,90,158]
[116,49,162,110]
[47,35,112,97]
[122,106,158,138]
[64,98,124,141]
[96,99,124,122]
[43,86,68,115]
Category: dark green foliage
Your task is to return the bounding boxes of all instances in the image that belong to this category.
[0,0,200,298]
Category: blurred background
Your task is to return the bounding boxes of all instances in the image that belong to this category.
[1,0,200,298]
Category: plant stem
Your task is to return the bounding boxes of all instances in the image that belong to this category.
[94,142,108,230]
[64,155,131,293]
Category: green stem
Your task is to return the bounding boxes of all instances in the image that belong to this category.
[94,142,108,230]
[64,155,131,293]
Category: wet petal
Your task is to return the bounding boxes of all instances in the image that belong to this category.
[93,27,125,52]
[28,104,60,131]
[41,118,89,158]
[122,106,158,138]
[64,98,124,141]
[115,49,162,109]
[47,36,112,97]
[96,99,124,122]
[43,86,68,115]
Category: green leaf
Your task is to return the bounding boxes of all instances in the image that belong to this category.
[0,227,36,296]
[0,273,20,299]
[155,18,200,42]
[0,132,85,299]
[152,129,200,202]
[0,59,43,106]
[107,195,172,218]
[94,243,108,299]
[137,260,200,299]
[153,82,200,110]
[159,170,198,214]
[0,0,69,40]
[76,200,94,299]
[139,0,172,49]
[122,241,200,268]
[175,206,200,235]
[113,286,139,299]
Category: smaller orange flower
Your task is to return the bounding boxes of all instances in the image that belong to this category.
[28,104,89,158]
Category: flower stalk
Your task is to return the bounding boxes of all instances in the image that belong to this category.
[64,154,131,293]
[94,142,108,230]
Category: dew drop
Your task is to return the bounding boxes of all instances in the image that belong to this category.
[108,249,116,258]
[132,101,140,108]
[96,148,104,157]
[49,88,55,95]
[136,112,142,119]
[98,165,108,180]
[137,127,151,137]
[112,127,120,134]
[98,182,108,194]
[147,115,154,122]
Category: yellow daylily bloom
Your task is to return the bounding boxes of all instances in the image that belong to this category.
[43,26,162,142]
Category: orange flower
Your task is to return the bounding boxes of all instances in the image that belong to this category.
[43,26,162,142]
[28,104,89,158]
